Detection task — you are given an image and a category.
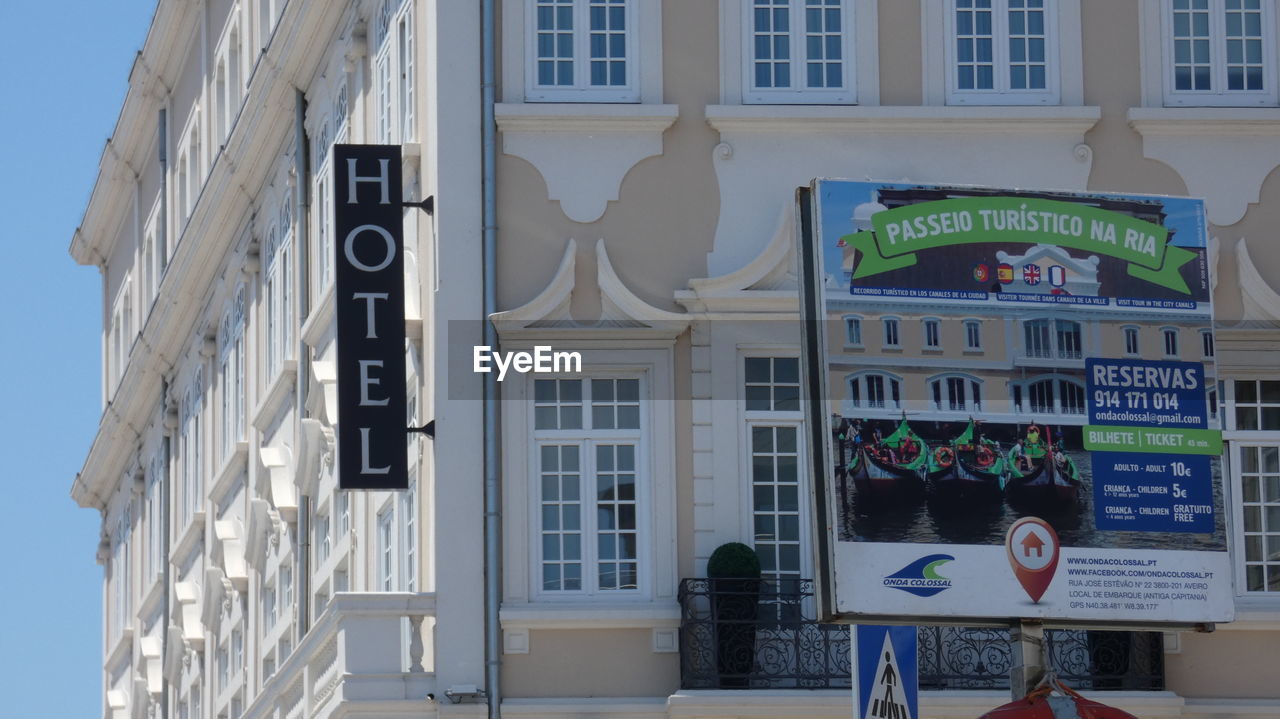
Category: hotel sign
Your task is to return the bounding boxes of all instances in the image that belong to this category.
[334,144,408,490]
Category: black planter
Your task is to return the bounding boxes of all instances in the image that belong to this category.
[711,577,761,688]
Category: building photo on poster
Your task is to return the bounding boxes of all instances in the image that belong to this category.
[800,180,1232,626]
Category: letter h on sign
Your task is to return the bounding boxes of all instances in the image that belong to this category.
[334,145,409,490]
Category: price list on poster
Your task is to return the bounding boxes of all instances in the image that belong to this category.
[1084,358,1220,532]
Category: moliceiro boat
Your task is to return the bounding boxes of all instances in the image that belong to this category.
[929,420,1005,502]
[856,419,927,500]
[1004,424,1082,510]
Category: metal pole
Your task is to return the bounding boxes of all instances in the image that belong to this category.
[294,89,313,641]
[481,0,502,716]
[1009,620,1045,700]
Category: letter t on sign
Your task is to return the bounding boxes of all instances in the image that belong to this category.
[334,145,409,490]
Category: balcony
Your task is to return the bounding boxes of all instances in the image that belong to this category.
[677,579,1163,691]
[243,592,436,719]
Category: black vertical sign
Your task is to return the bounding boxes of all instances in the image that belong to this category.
[334,144,408,490]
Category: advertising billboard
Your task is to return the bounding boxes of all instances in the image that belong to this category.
[799,181,1231,626]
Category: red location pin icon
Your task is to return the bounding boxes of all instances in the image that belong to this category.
[1005,517,1060,603]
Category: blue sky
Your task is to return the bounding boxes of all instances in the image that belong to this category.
[0,2,157,715]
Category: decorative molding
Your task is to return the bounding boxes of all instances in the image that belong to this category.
[245,498,281,573]
[259,445,298,522]
[251,362,298,432]
[651,627,679,653]
[1236,239,1280,324]
[213,518,249,591]
[298,417,335,498]
[173,581,204,649]
[1128,108,1280,226]
[310,360,339,427]
[496,103,679,223]
[503,627,530,655]
[201,566,233,632]
[677,202,800,315]
[139,635,163,695]
[492,240,689,339]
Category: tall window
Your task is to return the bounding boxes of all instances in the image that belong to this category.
[948,0,1059,104]
[883,317,901,348]
[534,377,643,594]
[314,121,333,293]
[1163,327,1180,357]
[373,0,415,142]
[402,479,418,591]
[1201,329,1216,358]
[181,372,204,528]
[528,0,637,101]
[146,454,164,582]
[109,279,133,393]
[923,318,942,348]
[745,357,800,411]
[745,0,855,103]
[219,288,246,459]
[264,200,294,380]
[110,509,132,643]
[378,506,395,591]
[1020,377,1085,415]
[1124,326,1141,356]
[1165,0,1277,106]
[1229,381,1280,593]
[845,316,863,345]
[965,319,982,350]
[745,357,808,589]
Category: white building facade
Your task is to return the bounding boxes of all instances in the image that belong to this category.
[73,2,1280,719]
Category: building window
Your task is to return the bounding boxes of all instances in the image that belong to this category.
[398,3,416,141]
[923,318,942,348]
[264,200,294,380]
[847,372,902,410]
[930,374,984,412]
[947,0,1059,104]
[313,121,334,293]
[1164,0,1277,106]
[744,0,855,103]
[1163,327,1180,357]
[1023,318,1082,359]
[745,357,800,411]
[1237,444,1280,591]
[883,317,901,348]
[965,319,982,350]
[1019,376,1086,415]
[377,506,395,591]
[219,288,246,459]
[1202,329,1216,358]
[110,510,131,643]
[534,376,644,594]
[845,316,863,346]
[402,479,418,591]
[373,0,417,142]
[1233,380,1280,430]
[180,372,204,529]
[146,455,163,582]
[314,512,330,566]
[750,424,803,583]
[527,0,638,101]
[1124,326,1141,356]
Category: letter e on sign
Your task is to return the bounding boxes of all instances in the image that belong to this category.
[334,145,409,490]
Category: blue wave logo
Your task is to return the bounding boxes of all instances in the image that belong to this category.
[883,554,955,597]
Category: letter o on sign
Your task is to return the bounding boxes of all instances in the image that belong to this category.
[344,224,397,272]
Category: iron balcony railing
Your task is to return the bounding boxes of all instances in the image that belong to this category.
[678,578,1163,691]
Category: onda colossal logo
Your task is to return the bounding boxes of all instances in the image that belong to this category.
[883,554,955,597]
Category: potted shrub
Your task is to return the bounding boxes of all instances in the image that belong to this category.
[707,542,762,688]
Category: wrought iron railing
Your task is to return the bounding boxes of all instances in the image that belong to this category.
[678,579,1164,691]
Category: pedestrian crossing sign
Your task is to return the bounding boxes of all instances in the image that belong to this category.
[855,625,918,719]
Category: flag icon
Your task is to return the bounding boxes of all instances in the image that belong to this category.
[1022,264,1042,286]
[1049,265,1066,287]
[997,263,1014,284]
[972,263,990,282]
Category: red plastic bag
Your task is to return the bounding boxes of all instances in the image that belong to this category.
[978,674,1139,719]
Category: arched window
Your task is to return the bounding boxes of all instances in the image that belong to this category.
[847,371,902,410]
[1015,375,1085,416]
[928,373,983,412]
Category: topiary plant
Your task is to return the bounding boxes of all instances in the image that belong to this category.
[707,542,762,578]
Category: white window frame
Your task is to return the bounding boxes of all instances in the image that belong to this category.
[882,316,901,348]
[501,347,677,608]
[1224,380,1280,602]
[1123,324,1142,357]
[525,0,640,102]
[845,370,903,411]
[180,369,205,529]
[924,0,1082,105]
[1013,373,1087,415]
[745,419,809,584]
[741,0,858,104]
[1160,0,1279,107]
[922,317,942,349]
[504,0,663,103]
[1162,325,1181,357]
[377,502,395,592]
[943,0,1061,105]
[964,318,983,350]
[1201,328,1216,358]
[218,287,246,460]
[720,0,878,104]
[844,315,863,346]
